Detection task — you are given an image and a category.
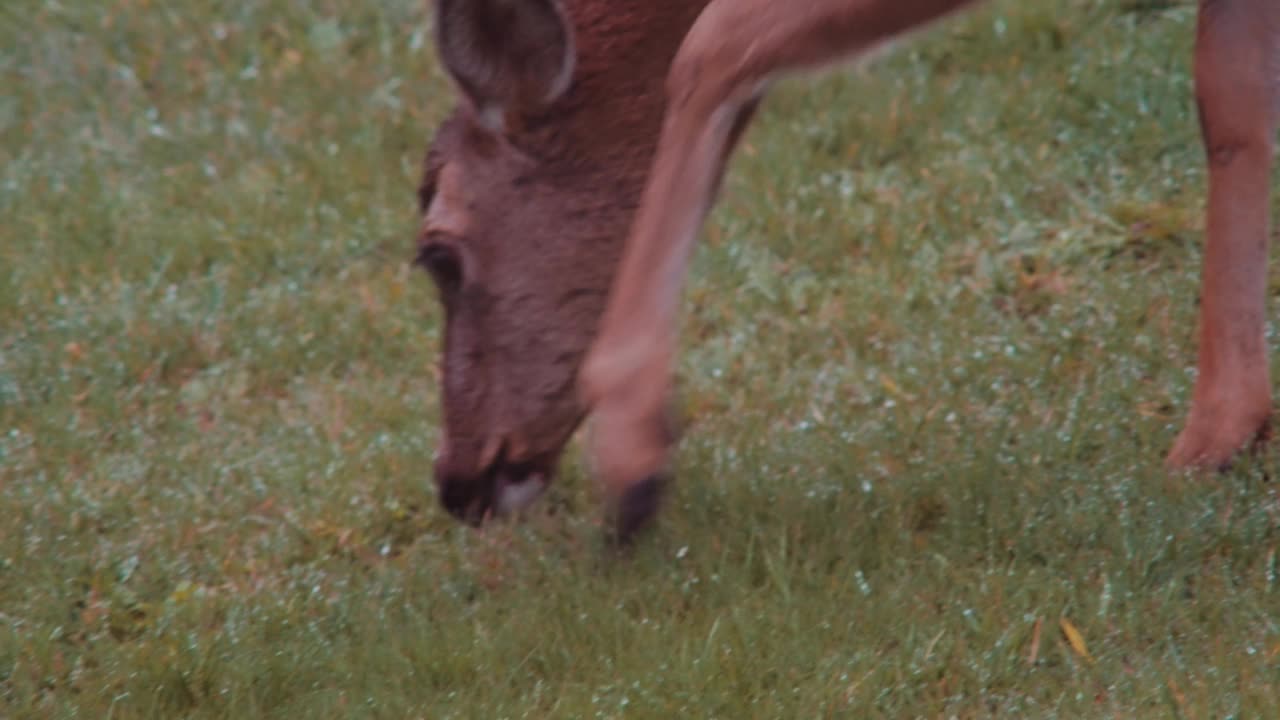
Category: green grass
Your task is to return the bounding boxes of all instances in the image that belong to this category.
[4,0,1280,716]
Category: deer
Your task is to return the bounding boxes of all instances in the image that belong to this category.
[418,0,1279,542]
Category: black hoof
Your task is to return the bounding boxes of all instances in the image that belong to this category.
[608,474,669,546]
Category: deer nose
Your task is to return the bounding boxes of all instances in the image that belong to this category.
[433,435,550,525]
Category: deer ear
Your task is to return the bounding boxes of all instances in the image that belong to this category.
[434,0,575,132]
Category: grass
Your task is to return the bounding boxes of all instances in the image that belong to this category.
[3,0,1280,716]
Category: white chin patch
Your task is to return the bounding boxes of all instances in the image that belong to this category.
[495,474,548,515]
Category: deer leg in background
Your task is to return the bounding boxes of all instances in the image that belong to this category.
[1167,0,1279,469]
[579,0,979,541]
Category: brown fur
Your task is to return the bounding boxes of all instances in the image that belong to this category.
[420,0,712,523]
[420,0,1279,534]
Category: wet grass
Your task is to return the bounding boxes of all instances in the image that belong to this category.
[4,0,1280,717]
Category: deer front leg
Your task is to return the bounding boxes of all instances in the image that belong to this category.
[1167,0,1279,470]
[579,0,978,541]
[580,79,762,543]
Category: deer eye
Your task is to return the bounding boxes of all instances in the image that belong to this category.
[415,242,465,295]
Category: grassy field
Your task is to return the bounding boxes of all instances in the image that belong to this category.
[4,0,1280,716]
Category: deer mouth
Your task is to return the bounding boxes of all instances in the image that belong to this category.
[492,458,552,516]
[436,448,559,526]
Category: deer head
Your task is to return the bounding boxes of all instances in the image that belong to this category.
[418,0,708,524]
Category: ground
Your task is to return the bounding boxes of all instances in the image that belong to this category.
[3,0,1280,717]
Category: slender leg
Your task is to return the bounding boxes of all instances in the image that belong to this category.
[1167,0,1279,469]
[579,0,978,539]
